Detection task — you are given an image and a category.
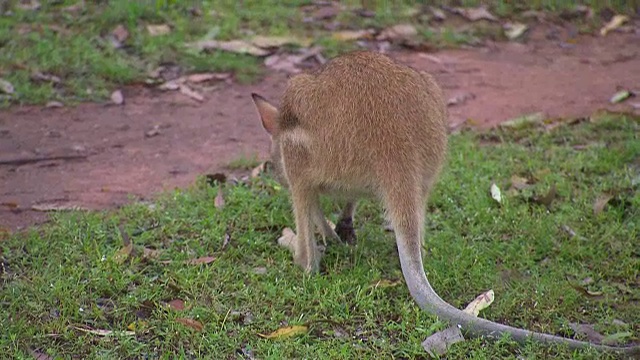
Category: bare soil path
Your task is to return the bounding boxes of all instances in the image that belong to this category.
[1,26,639,231]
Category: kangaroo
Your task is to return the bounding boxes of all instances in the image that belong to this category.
[250,50,639,356]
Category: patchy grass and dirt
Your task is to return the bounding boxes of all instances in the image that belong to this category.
[0,1,638,106]
[1,113,638,359]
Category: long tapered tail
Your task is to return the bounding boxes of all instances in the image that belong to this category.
[395,238,640,356]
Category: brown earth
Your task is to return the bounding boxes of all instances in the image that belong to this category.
[1,25,639,231]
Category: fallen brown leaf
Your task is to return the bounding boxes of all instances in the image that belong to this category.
[250,162,266,178]
[421,326,465,357]
[509,175,530,190]
[331,29,375,41]
[186,72,230,83]
[462,290,494,316]
[214,188,225,209]
[0,78,15,94]
[72,325,135,336]
[504,22,528,40]
[451,6,497,22]
[188,40,270,56]
[376,24,418,42]
[113,243,133,264]
[31,72,61,84]
[147,24,171,36]
[111,90,124,105]
[166,299,185,311]
[370,279,402,289]
[257,325,308,339]
[111,24,129,43]
[176,318,204,331]
[251,35,311,49]
[593,193,613,215]
[277,227,297,252]
[178,84,204,102]
[28,349,54,360]
[568,323,605,343]
[45,101,64,108]
[600,14,629,36]
[142,247,160,259]
[185,256,216,265]
[31,202,85,212]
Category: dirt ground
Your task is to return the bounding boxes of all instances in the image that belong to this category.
[1,25,639,231]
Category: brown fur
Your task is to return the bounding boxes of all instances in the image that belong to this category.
[250,50,639,355]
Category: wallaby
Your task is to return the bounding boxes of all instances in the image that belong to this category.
[250,50,639,355]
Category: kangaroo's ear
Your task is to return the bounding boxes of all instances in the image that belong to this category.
[251,93,279,135]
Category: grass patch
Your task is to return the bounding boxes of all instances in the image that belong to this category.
[226,153,261,171]
[1,1,638,106]
[1,113,638,358]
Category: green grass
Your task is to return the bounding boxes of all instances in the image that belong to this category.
[1,0,638,106]
[1,113,638,359]
[226,152,261,171]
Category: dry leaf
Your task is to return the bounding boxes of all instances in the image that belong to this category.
[490,183,502,204]
[509,175,530,190]
[251,35,311,49]
[185,256,216,265]
[447,92,475,106]
[331,29,374,41]
[214,188,225,209]
[463,290,494,316]
[176,318,204,331]
[376,24,418,41]
[31,203,85,212]
[593,194,613,215]
[250,162,266,178]
[62,1,85,12]
[111,90,124,105]
[430,6,447,21]
[147,24,171,36]
[72,326,134,336]
[452,6,497,22]
[609,90,633,104]
[422,290,494,356]
[178,84,204,102]
[569,281,604,298]
[504,22,528,40]
[113,243,133,264]
[142,247,160,259]
[31,72,61,84]
[17,0,41,10]
[166,299,185,311]
[186,73,230,83]
[264,54,302,74]
[188,40,270,56]
[421,326,465,357]
[370,279,402,288]
[258,325,308,339]
[28,349,53,360]
[499,112,545,129]
[45,101,64,108]
[600,15,629,36]
[277,227,297,252]
[0,78,15,94]
[568,323,605,343]
[158,80,181,91]
[111,25,129,43]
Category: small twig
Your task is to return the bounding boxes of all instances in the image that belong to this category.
[0,154,87,166]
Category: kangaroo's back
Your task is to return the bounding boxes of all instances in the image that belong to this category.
[280,51,448,191]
